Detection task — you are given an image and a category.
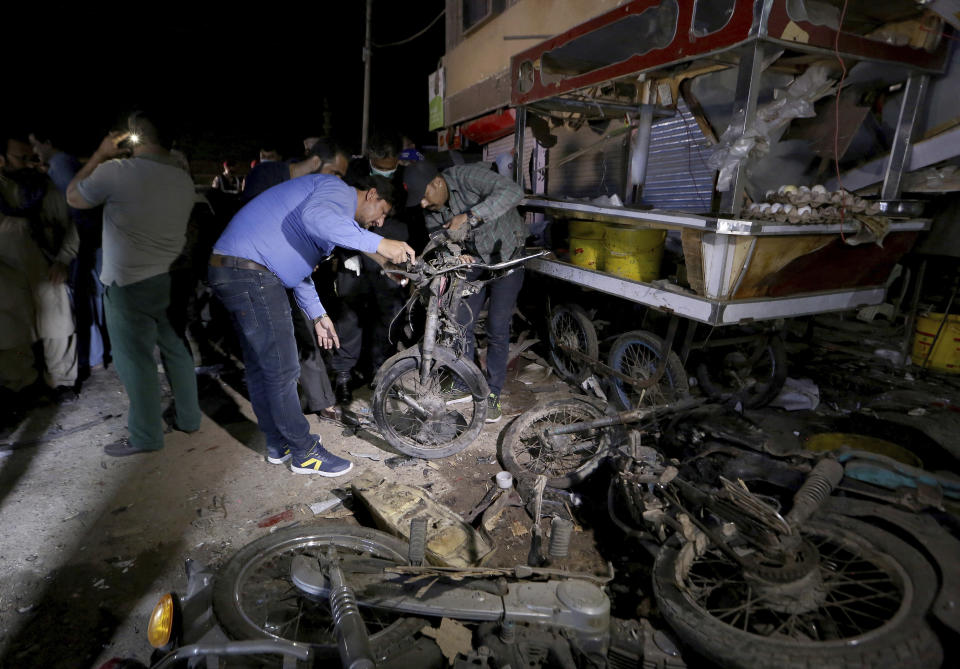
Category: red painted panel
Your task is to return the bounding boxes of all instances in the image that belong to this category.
[511,0,755,105]
[510,0,948,107]
[461,109,517,144]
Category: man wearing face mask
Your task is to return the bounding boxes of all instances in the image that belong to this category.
[0,133,79,408]
[209,172,415,476]
[329,133,410,404]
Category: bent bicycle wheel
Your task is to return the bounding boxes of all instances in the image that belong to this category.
[607,330,689,410]
[652,514,942,669]
[372,350,488,459]
[499,396,608,488]
[548,303,599,385]
[212,525,424,664]
[696,332,787,409]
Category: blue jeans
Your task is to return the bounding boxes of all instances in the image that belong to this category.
[208,265,315,457]
[457,268,524,397]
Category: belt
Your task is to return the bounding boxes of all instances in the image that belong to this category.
[209,254,270,272]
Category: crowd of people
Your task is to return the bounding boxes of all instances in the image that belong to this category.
[1,111,527,477]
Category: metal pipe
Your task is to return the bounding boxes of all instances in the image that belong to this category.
[514,106,527,186]
[419,286,441,385]
[528,98,673,119]
[151,640,311,668]
[719,41,769,216]
[626,104,654,204]
[361,0,373,155]
[881,74,929,201]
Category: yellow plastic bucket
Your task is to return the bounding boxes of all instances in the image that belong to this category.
[602,225,665,283]
[805,433,923,468]
[911,312,960,373]
[604,251,643,280]
[569,219,605,240]
[569,237,603,270]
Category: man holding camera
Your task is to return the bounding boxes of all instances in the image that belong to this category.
[67,111,203,457]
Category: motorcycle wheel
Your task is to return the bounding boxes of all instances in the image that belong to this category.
[652,514,942,669]
[548,303,598,385]
[607,331,689,410]
[499,397,608,488]
[695,332,787,409]
[213,525,425,664]
[372,350,488,459]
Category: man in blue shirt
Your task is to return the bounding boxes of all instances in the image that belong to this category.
[209,173,414,476]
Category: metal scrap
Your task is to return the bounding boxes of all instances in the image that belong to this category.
[421,618,474,665]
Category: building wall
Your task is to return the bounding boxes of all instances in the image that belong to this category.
[443,0,628,125]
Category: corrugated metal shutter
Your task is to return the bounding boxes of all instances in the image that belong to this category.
[483,129,538,191]
[640,100,715,212]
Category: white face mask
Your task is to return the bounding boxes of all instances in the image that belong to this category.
[370,161,396,179]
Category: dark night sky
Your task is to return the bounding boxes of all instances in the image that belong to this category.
[13,2,446,162]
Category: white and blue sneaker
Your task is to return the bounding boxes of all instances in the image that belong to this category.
[291,440,354,477]
[266,445,292,464]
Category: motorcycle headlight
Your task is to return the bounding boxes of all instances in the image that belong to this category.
[147,593,175,648]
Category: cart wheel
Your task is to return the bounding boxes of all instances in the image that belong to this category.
[695,332,787,409]
[548,303,599,384]
[607,330,689,410]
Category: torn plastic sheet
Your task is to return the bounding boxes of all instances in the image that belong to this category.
[711,63,836,192]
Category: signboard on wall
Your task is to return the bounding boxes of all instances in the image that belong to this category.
[428,66,444,131]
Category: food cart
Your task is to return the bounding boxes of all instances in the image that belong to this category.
[505,0,948,407]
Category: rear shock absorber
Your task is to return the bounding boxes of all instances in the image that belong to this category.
[408,517,427,566]
[548,516,573,559]
[785,458,844,531]
[326,546,375,669]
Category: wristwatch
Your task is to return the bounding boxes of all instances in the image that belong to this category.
[313,314,328,325]
[466,210,483,228]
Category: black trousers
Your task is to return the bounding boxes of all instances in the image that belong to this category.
[329,264,407,378]
[289,292,336,412]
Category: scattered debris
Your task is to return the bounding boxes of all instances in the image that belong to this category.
[309,497,342,515]
[481,490,524,533]
[769,377,820,411]
[352,475,494,567]
[421,618,474,665]
[348,451,382,461]
[384,455,420,469]
[516,362,553,386]
[510,521,529,537]
[463,485,501,524]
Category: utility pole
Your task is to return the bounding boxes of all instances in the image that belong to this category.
[361,0,373,155]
